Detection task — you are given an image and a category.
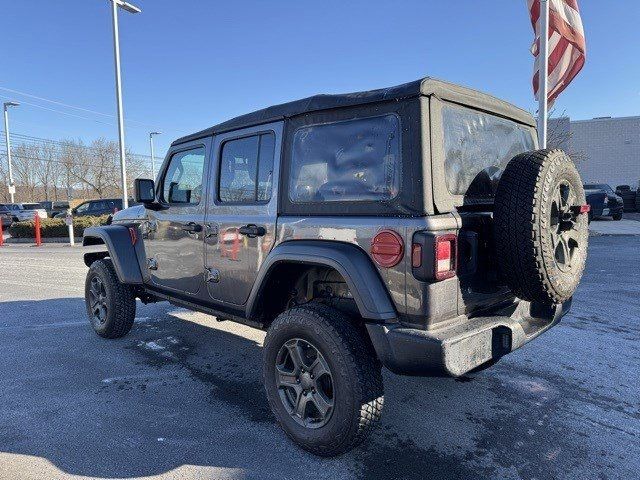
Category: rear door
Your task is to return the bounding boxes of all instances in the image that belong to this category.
[142,139,210,295]
[204,122,282,306]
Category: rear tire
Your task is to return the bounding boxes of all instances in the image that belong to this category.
[612,213,623,221]
[494,149,589,305]
[85,259,136,338]
[263,303,383,457]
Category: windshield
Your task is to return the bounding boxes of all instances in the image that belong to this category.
[442,104,535,199]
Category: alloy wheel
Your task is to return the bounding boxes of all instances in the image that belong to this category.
[549,181,582,273]
[88,276,108,324]
[275,338,334,429]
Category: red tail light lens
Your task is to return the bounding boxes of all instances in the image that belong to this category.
[435,234,457,280]
[128,227,138,245]
[370,230,404,268]
[411,243,422,268]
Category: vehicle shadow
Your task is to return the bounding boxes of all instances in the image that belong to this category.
[0,298,569,480]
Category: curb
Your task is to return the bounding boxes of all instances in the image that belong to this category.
[4,237,83,244]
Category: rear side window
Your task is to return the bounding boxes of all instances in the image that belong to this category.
[289,115,401,203]
[219,132,275,203]
[162,147,206,204]
[442,104,535,198]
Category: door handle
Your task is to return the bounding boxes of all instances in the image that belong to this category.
[182,222,202,233]
[238,224,266,238]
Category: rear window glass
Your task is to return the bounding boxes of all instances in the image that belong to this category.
[289,115,401,203]
[442,104,535,198]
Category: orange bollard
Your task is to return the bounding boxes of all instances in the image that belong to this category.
[34,213,42,247]
[231,230,240,261]
[0,217,4,247]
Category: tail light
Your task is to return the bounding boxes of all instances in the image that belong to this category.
[370,230,404,268]
[411,232,457,281]
[128,227,138,245]
[434,234,457,280]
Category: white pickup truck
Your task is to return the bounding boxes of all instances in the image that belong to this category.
[7,203,48,222]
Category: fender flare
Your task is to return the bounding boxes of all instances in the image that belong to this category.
[246,240,397,321]
[83,225,143,284]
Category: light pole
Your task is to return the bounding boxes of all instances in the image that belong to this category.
[149,131,162,180]
[3,101,19,203]
[109,0,141,210]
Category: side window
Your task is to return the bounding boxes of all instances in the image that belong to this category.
[219,132,275,203]
[162,147,206,205]
[90,201,105,212]
[75,203,89,214]
[289,115,401,203]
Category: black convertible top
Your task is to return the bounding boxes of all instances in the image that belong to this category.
[172,77,535,146]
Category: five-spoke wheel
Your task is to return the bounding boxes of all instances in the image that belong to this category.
[88,276,108,325]
[275,338,334,428]
[550,182,581,273]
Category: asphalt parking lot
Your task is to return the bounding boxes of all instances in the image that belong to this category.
[0,236,639,480]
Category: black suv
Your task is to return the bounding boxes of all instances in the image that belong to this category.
[55,198,127,218]
[82,77,589,456]
[583,183,623,220]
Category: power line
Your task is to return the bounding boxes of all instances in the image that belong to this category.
[0,85,163,129]
[0,131,159,161]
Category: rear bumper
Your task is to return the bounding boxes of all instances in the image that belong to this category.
[367,299,571,377]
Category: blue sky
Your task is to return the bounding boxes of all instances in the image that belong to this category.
[1,0,638,158]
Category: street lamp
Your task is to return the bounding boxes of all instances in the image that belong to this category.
[109,0,141,210]
[149,131,162,180]
[3,101,19,203]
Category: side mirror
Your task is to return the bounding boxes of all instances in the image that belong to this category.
[134,178,155,203]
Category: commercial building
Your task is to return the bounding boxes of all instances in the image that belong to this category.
[548,115,640,188]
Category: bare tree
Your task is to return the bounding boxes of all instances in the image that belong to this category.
[547,110,588,163]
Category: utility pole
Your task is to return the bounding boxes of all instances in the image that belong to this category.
[149,131,162,180]
[538,0,549,148]
[3,101,19,203]
[109,0,141,209]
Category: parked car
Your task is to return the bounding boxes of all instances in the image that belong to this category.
[82,77,589,456]
[54,198,131,218]
[0,204,14,227]
[4,203,48,222]
[39,200,70,218]
[584,183,623,221]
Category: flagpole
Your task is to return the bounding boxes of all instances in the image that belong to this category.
[538,0,549,148]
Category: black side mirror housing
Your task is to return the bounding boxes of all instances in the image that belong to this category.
[134,178,169,211]
[134,178,156,203]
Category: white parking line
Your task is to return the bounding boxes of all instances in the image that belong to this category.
[0,316,154,331]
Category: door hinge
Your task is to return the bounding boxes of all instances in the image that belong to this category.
[205,223,219,238]
[147,257,158,270]
[205,267,220,283]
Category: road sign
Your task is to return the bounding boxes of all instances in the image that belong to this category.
[65,215,73,226]
[8,185,15,194]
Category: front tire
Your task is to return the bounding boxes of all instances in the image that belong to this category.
[85,259,136,338]
[263,303,384,457]
[612,213,623,221]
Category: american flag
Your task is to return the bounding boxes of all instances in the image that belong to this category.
[528,0,586,105]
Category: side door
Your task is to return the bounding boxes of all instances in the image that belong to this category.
[142,139,210,295]
[204,122,282,306]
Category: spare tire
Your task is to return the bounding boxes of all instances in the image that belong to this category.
[494,149,589,305]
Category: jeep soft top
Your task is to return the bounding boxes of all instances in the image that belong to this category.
[82,77,588,456]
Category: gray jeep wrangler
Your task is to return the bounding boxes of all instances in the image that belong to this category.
[83,77,589,456]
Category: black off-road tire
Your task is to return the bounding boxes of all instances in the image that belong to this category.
[85,259,136,338]
[494,149,589,305]
[612,213,623,221]
[263,303,383,457]
[621,190,637,212]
